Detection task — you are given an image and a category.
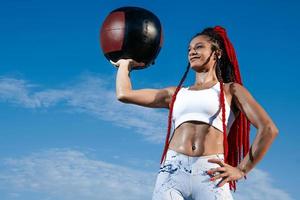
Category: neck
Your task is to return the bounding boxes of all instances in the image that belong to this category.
[194,68,218,87]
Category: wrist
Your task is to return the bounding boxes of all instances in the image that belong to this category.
[118,63,132,72]
[237,166,247,177]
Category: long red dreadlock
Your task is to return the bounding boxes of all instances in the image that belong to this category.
[160,26,250,192]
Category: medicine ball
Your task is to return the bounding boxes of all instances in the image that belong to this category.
[100,6,163,69]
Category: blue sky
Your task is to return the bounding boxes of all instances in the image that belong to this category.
[0,0,299,199]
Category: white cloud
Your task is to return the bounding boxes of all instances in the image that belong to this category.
[0,77,41,108]
[0,149,156,200]
[0,75,168,143]
[0,149,293,200]
[0,77,72,108]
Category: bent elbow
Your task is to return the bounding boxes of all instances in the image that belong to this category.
[273,126,279,137]
[117,93,129,103]
[265,123,279,137]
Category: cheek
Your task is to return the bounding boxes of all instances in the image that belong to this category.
[201,50,211,56]
[201,50,214,60]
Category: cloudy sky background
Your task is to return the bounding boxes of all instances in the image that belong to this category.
[0,0,299,199]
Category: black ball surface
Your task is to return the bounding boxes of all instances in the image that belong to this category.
[100,6,163,69]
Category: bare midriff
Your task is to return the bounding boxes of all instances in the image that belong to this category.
[168,120,224,157]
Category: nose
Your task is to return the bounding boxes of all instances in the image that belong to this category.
[188,48,198,57]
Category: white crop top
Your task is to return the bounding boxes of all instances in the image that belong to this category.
[172,82,235,134]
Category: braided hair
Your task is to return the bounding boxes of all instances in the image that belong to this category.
[160,26,250,192]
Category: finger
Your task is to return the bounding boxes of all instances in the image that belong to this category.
[109,60,119,66]
[207,167,226,175]
[217,177,231,188]
[207,159,225,167]
[132,61,145,67]
[210,172,228,181]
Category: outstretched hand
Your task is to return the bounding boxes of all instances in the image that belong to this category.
[110,59,145,70]
[207,158,245,187]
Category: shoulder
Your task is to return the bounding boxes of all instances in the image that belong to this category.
[164,86,186,96]
[225,82,257,111]
[226,82,254,99]
[223,82,249,116]
[224,82,248,96]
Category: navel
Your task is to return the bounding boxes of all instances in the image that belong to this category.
[192,144,196,151]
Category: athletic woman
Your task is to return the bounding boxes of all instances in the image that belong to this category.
[112,26,278,200]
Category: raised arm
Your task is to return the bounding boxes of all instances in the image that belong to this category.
[114,59,176,109]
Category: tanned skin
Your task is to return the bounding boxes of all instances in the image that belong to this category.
[113,35,278,187]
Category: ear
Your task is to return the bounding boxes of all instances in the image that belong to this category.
[215,49,222,59]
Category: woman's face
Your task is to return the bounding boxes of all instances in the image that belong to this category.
[188,35,216,71]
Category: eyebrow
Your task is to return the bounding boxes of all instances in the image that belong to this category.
[188,42,205,48]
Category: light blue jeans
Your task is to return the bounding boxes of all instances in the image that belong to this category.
[152,149,234,200]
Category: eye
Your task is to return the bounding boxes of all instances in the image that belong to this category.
[195,45,203,49]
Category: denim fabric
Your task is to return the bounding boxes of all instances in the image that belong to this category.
[152,149,234,200]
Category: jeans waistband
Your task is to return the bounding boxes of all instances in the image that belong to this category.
[165,149,224,165]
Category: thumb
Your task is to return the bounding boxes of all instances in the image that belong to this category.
[109,60,119,66]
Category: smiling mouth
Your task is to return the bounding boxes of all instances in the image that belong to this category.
[190,57,200,62]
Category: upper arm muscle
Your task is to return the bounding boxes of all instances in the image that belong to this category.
[118,87,176,109]
[230,83,274,129]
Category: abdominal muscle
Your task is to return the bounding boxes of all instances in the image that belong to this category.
[168,121,224,157]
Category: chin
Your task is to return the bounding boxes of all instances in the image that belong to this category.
[190,63,207,72]
[190,62,202,69]
[189,62,197,68]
